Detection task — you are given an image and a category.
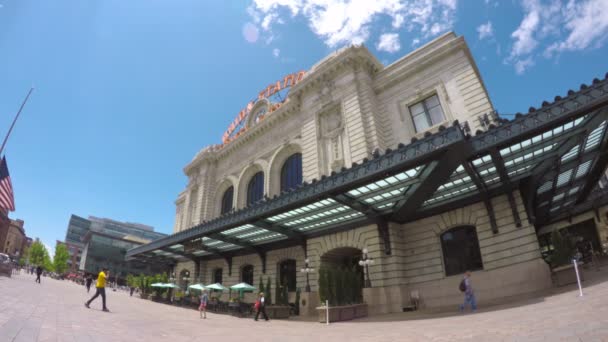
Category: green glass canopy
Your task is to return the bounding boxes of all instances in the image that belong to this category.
[127,74,608,265]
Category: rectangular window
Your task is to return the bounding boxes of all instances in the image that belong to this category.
[409,95,446,133]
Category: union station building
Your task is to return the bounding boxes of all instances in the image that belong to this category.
[127,32,608,315]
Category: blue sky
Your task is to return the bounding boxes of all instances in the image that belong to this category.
[0,0,607,256]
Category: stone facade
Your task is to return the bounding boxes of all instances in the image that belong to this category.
[168,32,555,314]
[2,218,27,258]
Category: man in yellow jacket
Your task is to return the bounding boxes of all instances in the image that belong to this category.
[85,267,110,312]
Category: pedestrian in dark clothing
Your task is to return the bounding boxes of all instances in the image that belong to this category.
[129,286,135,296]
[35,266,42,283]
[254,292,269,321]
[85,268,110,312]
[85,274,93,293]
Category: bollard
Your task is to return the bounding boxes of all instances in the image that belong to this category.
[326,300,329,325]
[573,259,583,297]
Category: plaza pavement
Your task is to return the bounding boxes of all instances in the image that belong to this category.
[1,271,608,342]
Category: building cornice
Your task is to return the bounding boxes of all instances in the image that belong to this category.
[374,32,465,93]
[183,45,384,175]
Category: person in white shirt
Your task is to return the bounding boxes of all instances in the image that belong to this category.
[254,292,269,321]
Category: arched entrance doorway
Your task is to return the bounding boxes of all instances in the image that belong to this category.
[319,247,364,305]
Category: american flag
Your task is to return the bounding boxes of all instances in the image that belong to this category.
[0,157,15,211]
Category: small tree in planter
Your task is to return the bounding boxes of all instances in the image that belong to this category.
[294,288,301,315]
[259,277,265,295]
[550,229,580,286]
[316,265,367,322]
[265,277,272,305]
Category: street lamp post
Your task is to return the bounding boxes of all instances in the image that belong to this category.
[300,258,314,292]
[358,248,374,288]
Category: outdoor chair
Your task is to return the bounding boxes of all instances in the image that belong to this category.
[403,290,420,312]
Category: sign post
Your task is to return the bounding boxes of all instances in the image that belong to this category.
[573,259,583,297]
[326,300,329,325]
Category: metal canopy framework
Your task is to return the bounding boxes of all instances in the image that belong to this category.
[127,74,608,267]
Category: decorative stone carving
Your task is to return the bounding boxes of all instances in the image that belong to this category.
[318,105,345,174]
[317,78,335,107]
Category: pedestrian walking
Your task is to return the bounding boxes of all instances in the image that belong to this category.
[199,289,209,319]
[85,268,110,312]
[35,266,42,283]
[129,286,135,297]
[85,274,93,293]
[254,292,269,321]
[459,270,477,313]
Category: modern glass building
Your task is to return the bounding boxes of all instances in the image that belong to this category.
[65,214,167,283]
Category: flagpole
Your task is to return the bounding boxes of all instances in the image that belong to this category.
[0,87,34,157]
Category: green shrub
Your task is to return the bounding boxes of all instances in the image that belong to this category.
[318,265,363,306]
[318,267,328,304]
[550,229,575,268]
[259,277,264,295]
[295,288,301,315]
[265,277,272,305]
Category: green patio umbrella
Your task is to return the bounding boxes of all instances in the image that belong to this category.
[230,282,256,299]
[230,282,256,291]
[164,283,180,289]
[188,283,206,291]
[151,283,165,288]
[205,283,227,291]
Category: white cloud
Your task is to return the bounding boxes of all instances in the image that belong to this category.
[248,0,458,48]
[510,0,540,58]
[477,21,493,40]
[507,0,608,74]
[242,22,260,43]
[545,0,608,57]
[273,48,281,57]
[44,242,55,259]
[514,57,534,75]
[376,33,401,53]
[412,38,421,47]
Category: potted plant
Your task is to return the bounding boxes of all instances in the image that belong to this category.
[137,274,151,299]
[263,277,290,319]
[549,229,583,286]
[316,266,367,323]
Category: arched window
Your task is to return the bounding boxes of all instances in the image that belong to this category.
[280,153,303,192]
[221,186,234,215]
[241,265,254,285]
[440,226,483,276]
[213,268,223,284]
[247,171,264,206]
[279,259,297,291]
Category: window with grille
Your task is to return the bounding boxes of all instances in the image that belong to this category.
[221,186,234,214]
[280,153,303,193]
[440,226,483,276]
[213,268,223,284]
[247,172,264,206]
[241,265,254,285]
[409,94,446,132]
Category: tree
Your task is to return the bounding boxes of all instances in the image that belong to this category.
[19,246,30,266]
[550,229,575,267]
[43,250,53,272]
[29,240,47,266]
[265,277,272,305]
[53,244,70,275]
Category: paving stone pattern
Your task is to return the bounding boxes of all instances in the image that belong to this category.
[2,272,608,342]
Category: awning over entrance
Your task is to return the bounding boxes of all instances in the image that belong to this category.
[126,74,608,264]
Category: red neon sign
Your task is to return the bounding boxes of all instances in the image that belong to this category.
[222,71,306,144]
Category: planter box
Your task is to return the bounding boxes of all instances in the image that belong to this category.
[552,264,584,287]
[316,303,368,323]
[266,305,290,319]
